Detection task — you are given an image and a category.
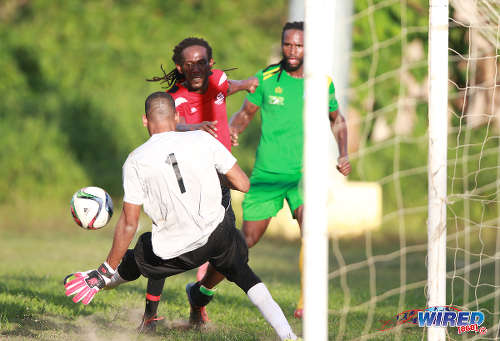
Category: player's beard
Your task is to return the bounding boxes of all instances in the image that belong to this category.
[283,57,303,72]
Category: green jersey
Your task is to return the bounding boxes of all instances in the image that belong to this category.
[246,65,339,174]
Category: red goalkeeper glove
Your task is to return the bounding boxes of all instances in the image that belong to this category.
[64,262,114,305]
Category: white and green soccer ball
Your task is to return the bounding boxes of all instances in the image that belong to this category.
[70,186,114,230]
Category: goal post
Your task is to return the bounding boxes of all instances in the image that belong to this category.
[303,0,335,340]
[427,0,449,340]
[298,0,498,339]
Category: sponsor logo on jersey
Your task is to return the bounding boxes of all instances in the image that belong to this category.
[191,107,197,113]
[268,95,284,106]
[215,92,225,105]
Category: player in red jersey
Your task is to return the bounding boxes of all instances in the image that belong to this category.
[137,37,258,332]
[169,68,233,150]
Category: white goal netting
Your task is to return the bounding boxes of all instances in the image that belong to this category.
[326,0,500,340]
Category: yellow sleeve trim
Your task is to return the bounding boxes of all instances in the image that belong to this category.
[263,73,276,80]
[263,68,281,80]
[263,66,281,76]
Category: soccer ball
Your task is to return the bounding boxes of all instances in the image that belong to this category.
[70,187,114,230]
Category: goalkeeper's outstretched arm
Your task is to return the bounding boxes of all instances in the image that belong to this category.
[64,202,141,305]
[105,202,141,270]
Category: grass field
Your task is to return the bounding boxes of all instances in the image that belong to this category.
[0,212,304,341]
[1,205,498,340]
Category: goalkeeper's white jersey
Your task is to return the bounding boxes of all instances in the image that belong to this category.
[122,130,236,259]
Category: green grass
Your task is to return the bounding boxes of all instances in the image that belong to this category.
[0,213,302,341]
[1,206,499,340]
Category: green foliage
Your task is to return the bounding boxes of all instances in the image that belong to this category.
[351,0,428,123]
[0,0,286,202]
[1,0,496,238]
[347,0,499,237]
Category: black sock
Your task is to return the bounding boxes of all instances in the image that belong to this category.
[189,281,214,307]
[144,278,165,318]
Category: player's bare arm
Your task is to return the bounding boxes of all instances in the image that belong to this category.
[329,109,352,176]
[176,115,218,138]
[224,163,250,193]
[105,202,141,269]
[228,99,260,146]
[227,77,259,96]
[64,202,141,305]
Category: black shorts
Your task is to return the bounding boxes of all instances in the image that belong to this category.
[132,209,249,282]
[221,182,232,210]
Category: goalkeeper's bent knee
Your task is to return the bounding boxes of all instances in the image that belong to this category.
[117,249,141,281]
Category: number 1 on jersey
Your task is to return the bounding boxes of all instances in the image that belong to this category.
[168,153,186,193]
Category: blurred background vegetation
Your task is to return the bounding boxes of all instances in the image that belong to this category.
[0,0,287,205]
[1,0,498,241]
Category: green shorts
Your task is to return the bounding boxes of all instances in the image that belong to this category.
[242,168,303,221]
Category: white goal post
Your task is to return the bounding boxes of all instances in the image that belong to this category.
[427,0,449,341]
[303,0,335,340]
[300,0,499,340]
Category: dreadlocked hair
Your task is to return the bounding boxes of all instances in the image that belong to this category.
[264,21,304,82]
[145,64,180,89]
[146,37,213,90]
[263,60,286,82]
[281,21,303,43]
[171,37,213,65]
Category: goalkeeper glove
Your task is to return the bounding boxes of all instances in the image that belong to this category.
[64,262,114,305]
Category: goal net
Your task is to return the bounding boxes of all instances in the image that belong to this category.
[324,0,500,340]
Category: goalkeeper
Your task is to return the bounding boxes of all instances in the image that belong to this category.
[64,92,299,341]
[143,36,259,329]
[198,21,352,319]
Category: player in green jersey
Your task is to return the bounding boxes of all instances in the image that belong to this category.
[196,21,351,319]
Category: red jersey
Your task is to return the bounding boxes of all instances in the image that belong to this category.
[167,69,231,151]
